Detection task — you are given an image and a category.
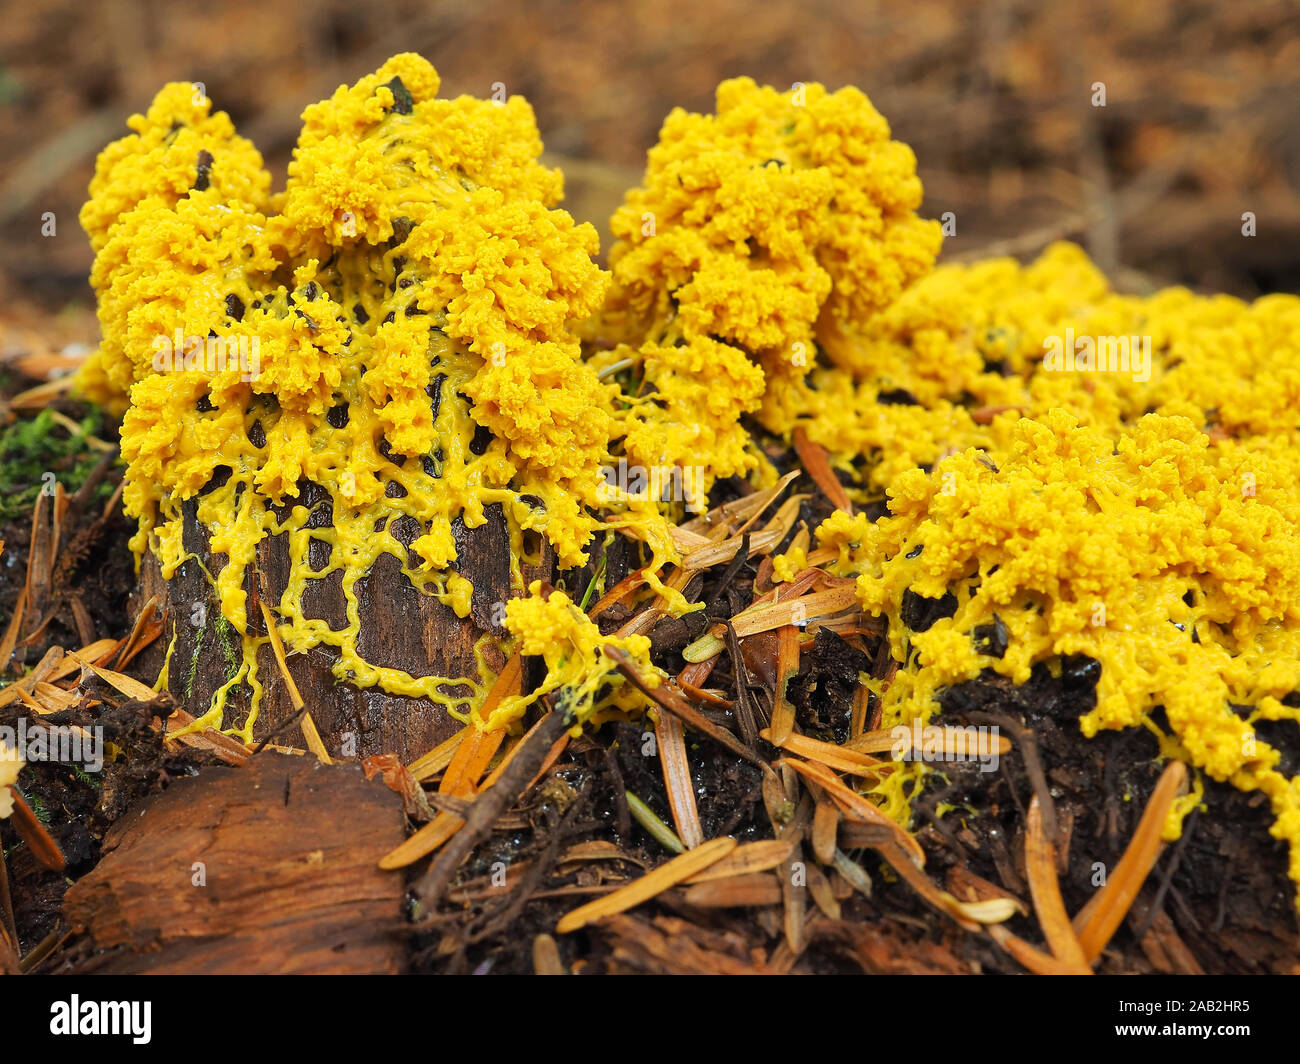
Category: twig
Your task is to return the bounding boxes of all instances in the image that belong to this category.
[415,709,573,912]
[251,705,310,755]
[601,744,632,838]
[967,709,1056,843]
[607,647,763,766]
[466,792,590,946]
[724,621,760,747]
[1133,808,1199,942]
[705,532,750,612]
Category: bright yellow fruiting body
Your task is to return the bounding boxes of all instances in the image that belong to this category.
[497,580,658,732]
[775,242,1300,494]
[773,246,1300,903]
[81,57,1300,910]
[599,335,768,511]
[80,55,674,739]
[591,75,943,494]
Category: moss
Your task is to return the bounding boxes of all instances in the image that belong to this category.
[213,612,240,677]
[182,619,206,703]
[0,408,115,523]
[24,789,50,826]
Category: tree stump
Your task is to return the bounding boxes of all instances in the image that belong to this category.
[131,481,552,763]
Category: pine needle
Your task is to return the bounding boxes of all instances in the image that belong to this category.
[1025,794,1091,972]
[67,651,158,701]
[768,624,800,746]
[258,601,331,764]
[625,791,685,854]
[793,427,853,514]
[762,728,889,778]
[683,838,795,883]
[655,709,703,849]
[556,837,737,934]
[1073,760,1188,964]
[777,756,925,867]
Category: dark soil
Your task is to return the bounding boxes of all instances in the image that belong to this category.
[400,647,1298,974]
[396,511,1298,974]
[931,661,1299,973]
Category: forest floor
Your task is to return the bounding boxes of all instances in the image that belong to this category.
[1,0,1298,975]
[0,377,1295,974]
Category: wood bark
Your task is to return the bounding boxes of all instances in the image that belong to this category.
[130,481,552,762]
[63,753,407,974]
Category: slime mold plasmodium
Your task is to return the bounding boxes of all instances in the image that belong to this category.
[491,579,656,732]
[599,82,1300,903]
[80,56,1300,906]
[79,54,667,741]
[587,76,943,500]
[773,249,1300,903]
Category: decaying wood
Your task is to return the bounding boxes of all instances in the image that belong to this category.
[63,752,407,974]
[133,483,551,761]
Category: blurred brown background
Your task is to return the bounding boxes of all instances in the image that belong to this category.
[1,0,1299,347]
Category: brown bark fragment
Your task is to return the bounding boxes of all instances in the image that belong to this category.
[63,752,407,974]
